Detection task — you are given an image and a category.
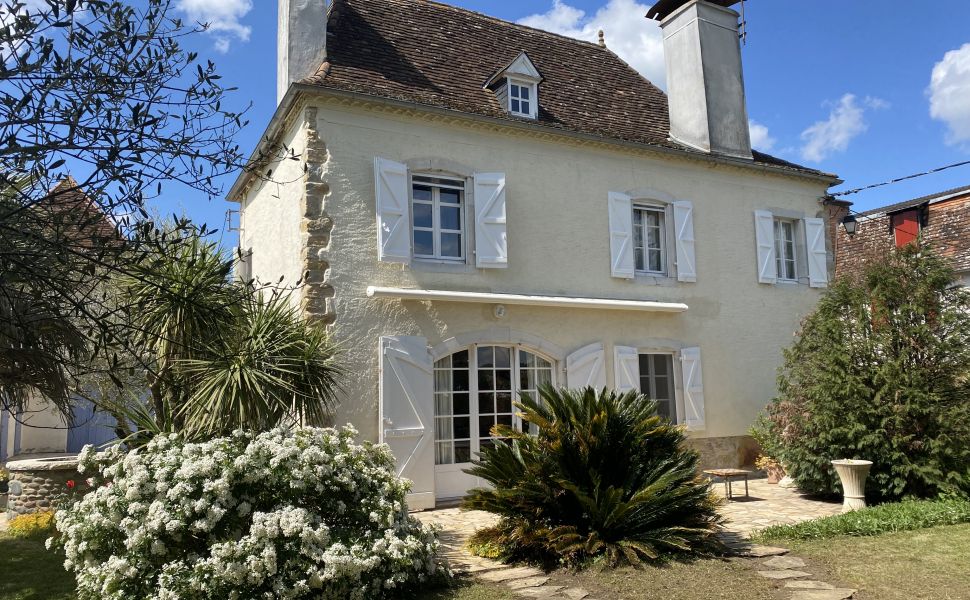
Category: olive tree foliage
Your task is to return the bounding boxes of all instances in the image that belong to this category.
[0,0,297,420]
[764,245,970,501]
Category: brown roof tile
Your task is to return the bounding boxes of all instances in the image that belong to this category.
[302,0,829,178]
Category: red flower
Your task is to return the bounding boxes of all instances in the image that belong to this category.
[66,480,76,489]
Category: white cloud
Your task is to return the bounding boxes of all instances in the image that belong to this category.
[799,94,887,162]
[748,120,775,151]
[929,43,970,145]
[518,0,666,88]
[176,0,253,53]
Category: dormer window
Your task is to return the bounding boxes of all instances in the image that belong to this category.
[508,79,536,118]
[485,51,542,121]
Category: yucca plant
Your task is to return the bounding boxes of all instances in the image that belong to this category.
[463,385,722,567]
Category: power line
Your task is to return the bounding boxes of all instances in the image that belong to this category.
[833,159,970,197]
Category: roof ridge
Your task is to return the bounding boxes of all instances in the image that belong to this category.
[406,0,612,52]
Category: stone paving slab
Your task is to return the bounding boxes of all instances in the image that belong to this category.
[714,479,841,537]
[757,570,813,580]
[762,556,807,569]
[790,589,856,600]
[786,581,837,590]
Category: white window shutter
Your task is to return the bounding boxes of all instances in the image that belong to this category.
[374,157,411,263]
[805,217,828,288]
[566,343,607,390]
[473,172,508,268]
[754,210,777,284]
[379,336,435,510]
[608,192,635,279]
[613,345,640,393]
[679,347,706,431]
[673,200,697,282]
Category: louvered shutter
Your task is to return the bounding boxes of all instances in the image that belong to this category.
[608,192,635,279]
[673,200,696,282]
[379,336,435,510]
[613,345,640,393]
[805,217,828,288]
[679,347,706,431]
[473,172,508,268]
[375,157,411,263]
[566,343,607,390]
[754,210,777,284]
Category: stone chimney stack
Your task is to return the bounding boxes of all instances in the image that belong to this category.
[278,0,329,104]
[649,0,752,159]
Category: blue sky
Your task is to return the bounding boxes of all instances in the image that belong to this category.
[165,0,970,248]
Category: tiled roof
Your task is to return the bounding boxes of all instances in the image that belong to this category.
[303,0,830,178]
[859,184,970,217]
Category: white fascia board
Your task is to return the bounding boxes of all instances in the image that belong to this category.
[366,286,688,313]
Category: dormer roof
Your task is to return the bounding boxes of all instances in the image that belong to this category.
[484,52,542,89]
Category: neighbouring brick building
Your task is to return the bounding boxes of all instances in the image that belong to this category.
[834,185,970,285]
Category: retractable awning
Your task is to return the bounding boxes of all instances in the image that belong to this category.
[365,286,688,313]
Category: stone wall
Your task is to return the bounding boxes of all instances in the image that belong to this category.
[687,435,760,471]
[5,457,80,519]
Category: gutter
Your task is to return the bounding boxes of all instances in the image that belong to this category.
[229,84,842,201]
[366,286,689,313]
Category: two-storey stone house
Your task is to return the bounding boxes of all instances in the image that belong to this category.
[230,0,841,508]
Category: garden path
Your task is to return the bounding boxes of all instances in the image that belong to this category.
[414,478,845,599]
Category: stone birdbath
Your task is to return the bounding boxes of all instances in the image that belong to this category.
[832,459,872,513]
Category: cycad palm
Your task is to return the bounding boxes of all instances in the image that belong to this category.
[464,385,722,566]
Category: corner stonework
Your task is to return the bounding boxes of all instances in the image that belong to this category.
[300,106,336,326]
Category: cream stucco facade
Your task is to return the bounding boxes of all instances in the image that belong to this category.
[234,89,837,504]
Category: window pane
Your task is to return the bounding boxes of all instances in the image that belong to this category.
[653,354,669,376]
[440,206,461,230]
[414,230,433,256]
[520,351,534,368]
[478,393,494,413]
[495,347,511,368]
[520,86,530,100]
[478,369,494,390]
[479,416,495,437]
[440,189,461,205]
[496,369,512,390]
[454,441,471,463]
[477,346,494,368]
[497,414,512,427]
[511,99,520,112]
[440,233,462,258]
[452,350,469,368]
[647,224,660,249]
[412,185,432,201]
[496,392,512,413]
[434,369,451,392]
[520,100,530,114]
[435,417,453,440]
[453,393,469,415]
[413,202,433,228]
[648,249,663,273]
[656,400,671,420]
[453,370,469,392]
[436,442,453,465]
[654,376,670,400]
[634,248,644,272]
[454,417,470,439]
[435,393,451,416]
[510,84,520,97]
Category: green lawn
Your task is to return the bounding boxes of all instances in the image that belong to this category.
[0,534,74,600]
[788,524,970,600]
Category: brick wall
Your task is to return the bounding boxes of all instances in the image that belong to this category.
[834,192,970,277]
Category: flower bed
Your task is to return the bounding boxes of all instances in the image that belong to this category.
[4,456,81,519]
[52,426,445,599]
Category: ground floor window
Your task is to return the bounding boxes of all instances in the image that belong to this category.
[434,345,553,465]
[638,353,676,421]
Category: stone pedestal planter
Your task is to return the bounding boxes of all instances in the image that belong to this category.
[832,459,872,513]
[5,456,80,520]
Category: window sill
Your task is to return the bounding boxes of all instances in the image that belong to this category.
[634,273,677,287]
[409,259,477,274]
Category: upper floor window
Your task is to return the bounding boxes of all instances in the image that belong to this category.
[633,204,666,275]
[773,218,797,282]
[411,175,465,261]
[508,79,536,119]
[890,209,921,248]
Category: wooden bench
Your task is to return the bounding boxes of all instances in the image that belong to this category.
[703,468,751,500]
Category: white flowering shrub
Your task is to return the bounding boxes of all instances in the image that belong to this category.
[52,426,446,599]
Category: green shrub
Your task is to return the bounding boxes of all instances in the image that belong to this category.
[755,498,970,541]
[463,385,722,567]
[764,245,970,502]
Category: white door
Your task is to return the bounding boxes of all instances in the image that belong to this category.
[379,336,436,510]
[432,345,555,500]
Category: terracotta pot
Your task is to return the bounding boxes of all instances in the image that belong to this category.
[832,459,872,513]
[765,465,785,484]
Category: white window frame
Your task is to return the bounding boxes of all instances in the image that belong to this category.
[633,203,668,276]
[433,345,556,467]
[507,77,537,119]
[637,352,678,423]
[773,217,798,283]
[410,174,466,262]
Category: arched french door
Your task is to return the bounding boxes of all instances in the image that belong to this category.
[432,345,554,499]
